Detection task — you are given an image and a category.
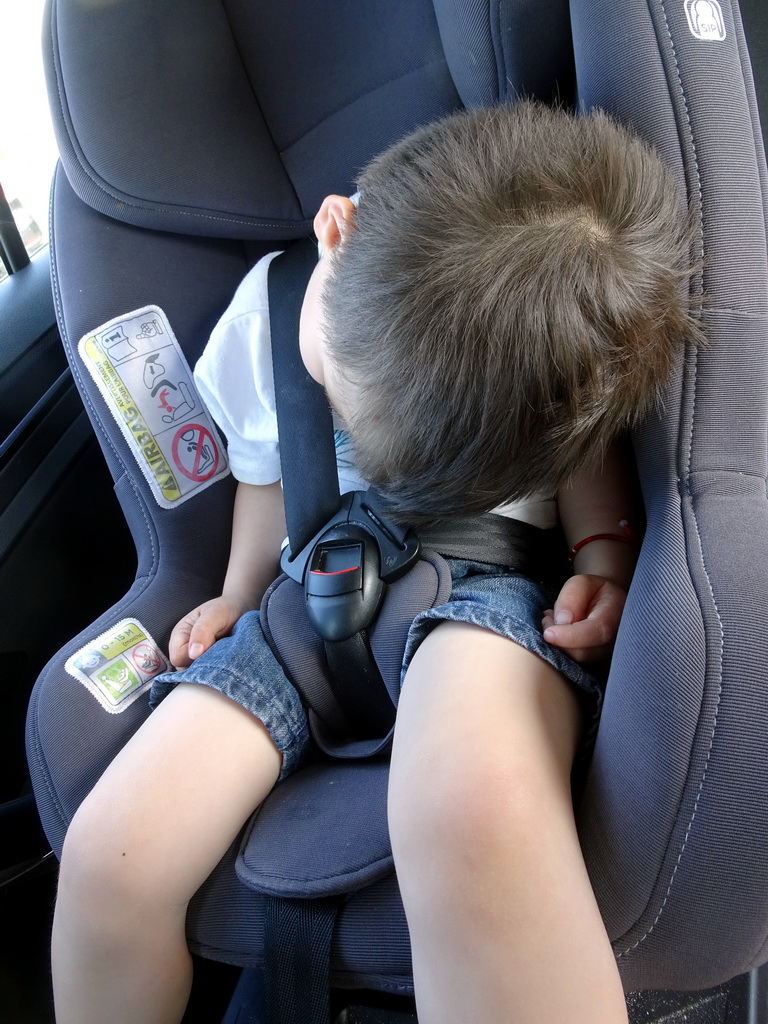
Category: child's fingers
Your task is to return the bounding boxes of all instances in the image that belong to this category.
[187,613,214,661]
[542,631,614,665]
[542,575,627,663]
[543,613,616,654]
[169,612,200,668]
[169,600,239,668]
[541,607,572,631]
[541,579,600,654]
[550,574,601,625]
[187,605,233,661]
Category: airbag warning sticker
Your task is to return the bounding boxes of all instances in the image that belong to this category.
[66,619,169,714]
[79,306,229,508]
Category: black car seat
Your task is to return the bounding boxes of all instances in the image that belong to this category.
[27,0,768,1012]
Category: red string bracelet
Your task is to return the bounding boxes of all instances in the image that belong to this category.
[568,520,637,567]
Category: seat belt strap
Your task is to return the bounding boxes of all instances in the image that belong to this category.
[420,514,567,589]
[323,632,396,737]
[267,242,399,738]
[264,896,341,1024]
[268,239,341,557]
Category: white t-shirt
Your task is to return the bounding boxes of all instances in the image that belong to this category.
[194,252,557,529]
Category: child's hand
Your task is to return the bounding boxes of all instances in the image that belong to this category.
[169,594,252,668]
[541,574,627,664]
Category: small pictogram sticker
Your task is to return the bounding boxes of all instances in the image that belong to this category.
[172,423,221,482]
[684,0,726,41]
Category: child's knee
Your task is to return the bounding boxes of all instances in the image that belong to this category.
[59,786,161,917]
[389,742,549,875]
[61,802,117,897]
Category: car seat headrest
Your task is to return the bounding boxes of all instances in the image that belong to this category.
[432,0,574,108]
[45,0,575,240]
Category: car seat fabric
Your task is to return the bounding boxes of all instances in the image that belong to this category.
[27,0,768,997]
[46,0,574,237]
[47,0,462,236]
[571,0,768,989]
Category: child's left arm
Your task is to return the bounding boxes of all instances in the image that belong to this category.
[542,439,640,664]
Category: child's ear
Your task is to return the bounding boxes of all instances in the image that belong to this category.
[314,195,357,254]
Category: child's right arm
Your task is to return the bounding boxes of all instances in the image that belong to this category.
[169,480,287,668]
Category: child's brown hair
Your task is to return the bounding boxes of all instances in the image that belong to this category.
[323,101,700,524]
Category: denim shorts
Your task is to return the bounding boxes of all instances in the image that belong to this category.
[150,558,603,778]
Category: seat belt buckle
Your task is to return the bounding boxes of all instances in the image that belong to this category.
[280,491,420,642]
[304,527,383,641]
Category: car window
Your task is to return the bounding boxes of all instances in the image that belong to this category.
[0,1,58,283]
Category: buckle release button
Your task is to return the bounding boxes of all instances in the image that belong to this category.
[307,543,363,596]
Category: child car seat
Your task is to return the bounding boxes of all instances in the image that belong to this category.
[26,0,768,1014]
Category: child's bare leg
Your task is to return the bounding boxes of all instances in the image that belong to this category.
[389,621,627,1024]
[52,683,282,1024]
